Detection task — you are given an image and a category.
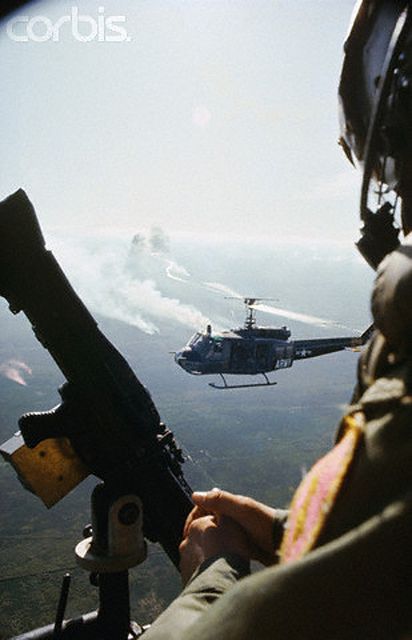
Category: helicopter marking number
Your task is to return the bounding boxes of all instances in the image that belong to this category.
[276,358,292,369]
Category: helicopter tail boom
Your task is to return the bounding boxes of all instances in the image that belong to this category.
[293,324,374,360]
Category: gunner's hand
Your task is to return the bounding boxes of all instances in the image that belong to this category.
[179,513,250,586]
[190,488,278,565]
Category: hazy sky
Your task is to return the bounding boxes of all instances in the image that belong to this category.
[0,0,360,243]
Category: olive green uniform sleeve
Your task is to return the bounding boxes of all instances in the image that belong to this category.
[142,555,250,640]
[145,493,412,640]
[143,509,288,640]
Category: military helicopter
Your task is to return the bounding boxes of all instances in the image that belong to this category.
[175,298,373,389]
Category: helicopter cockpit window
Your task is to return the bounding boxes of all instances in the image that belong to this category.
[189,333,204,347]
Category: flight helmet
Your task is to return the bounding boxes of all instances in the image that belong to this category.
[339,0,412,268]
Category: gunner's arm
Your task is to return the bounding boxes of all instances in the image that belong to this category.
[143,492,412,640]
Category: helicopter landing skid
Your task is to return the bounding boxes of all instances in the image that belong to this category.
[209,373,277,390]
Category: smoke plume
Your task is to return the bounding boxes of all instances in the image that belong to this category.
[0,359,32,386]
[49,230,210,334]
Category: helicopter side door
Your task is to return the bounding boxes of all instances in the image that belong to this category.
[256,341,272,371]
[230,339,255,373]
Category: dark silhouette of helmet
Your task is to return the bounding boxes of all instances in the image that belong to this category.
[339,0,412,268]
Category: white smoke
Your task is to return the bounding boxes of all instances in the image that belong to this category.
[165,260,191,282]
[202,282,241,298]
[46,230,349,337]
[48,231,210,334]
[149,226,170,254]
[0,359,32,386]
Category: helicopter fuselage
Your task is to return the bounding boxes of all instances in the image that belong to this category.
[174,324,368,381]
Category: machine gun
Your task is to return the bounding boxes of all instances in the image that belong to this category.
[0,190,194,639]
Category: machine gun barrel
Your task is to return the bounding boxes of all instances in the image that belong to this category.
[0,189,193,567]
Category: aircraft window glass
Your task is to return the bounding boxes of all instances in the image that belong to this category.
[189,333,203,347]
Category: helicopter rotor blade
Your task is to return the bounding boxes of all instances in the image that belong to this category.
[204,283,357,331]
[224,296,277,306]
[251,303,352,330]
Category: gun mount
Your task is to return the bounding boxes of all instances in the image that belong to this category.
[0,190,194,638]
